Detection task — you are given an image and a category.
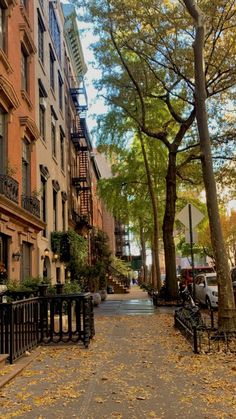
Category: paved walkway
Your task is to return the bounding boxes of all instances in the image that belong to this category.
[94,286,157,316]
[0,286,235,418]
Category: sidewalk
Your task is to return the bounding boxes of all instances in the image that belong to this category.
[0,287,235,418]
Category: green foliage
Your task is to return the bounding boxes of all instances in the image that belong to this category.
[51,230,87,279]
[176,237,205,260]
[111,256,132,277]
[63,281,81,294]
[6,276,44,292]
[91,229,112,262]
[51,230,87,264]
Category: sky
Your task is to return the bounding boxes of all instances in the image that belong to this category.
[76,20,106,136]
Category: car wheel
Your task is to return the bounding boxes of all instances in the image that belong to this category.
[206,296,212,310]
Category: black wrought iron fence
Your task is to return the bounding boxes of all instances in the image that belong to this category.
[174,308,236,354]
[38,293,94,347]
[0,298,39,364]
[0,293,95,363]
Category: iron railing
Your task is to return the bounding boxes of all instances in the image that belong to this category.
[0,293,95,363]
[0,298,39,364]
[21,195,40,218]
[174,308,236,354]
[38,293,94,347]
[0,174,19,203]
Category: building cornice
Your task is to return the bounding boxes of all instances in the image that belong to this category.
[19,116,40,142]
[0,195,45,233]
[0,75,20,110]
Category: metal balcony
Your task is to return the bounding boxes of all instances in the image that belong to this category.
[69,85,88,114]
[21,195,40,218]
[0,174,19,203]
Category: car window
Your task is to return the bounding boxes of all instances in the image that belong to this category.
[195,275,204,284]
[206,276,217,286]
[195,276,200,285]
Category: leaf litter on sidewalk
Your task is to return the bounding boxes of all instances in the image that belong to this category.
[0,313,235,418]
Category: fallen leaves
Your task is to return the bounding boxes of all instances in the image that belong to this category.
[0,313,235,419]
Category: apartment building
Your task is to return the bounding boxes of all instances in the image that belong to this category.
[0,0,116,285]
[63,3,104,265]
[34,0,72,283]
[0,0,44,282]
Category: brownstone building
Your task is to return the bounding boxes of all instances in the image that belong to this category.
[0,1,44,282]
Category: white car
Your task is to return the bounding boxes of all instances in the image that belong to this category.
[195,273,218,309]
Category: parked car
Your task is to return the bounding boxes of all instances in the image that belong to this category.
[180,266,215,288]
[195,273,218,309]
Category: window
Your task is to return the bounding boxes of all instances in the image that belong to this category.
[56,267,61,283]
[40,175,47,237]
[39,101,45,140]
[0,233,8,283]
[60,129,65,171]
[22,139,30,196]
[20,0,27,7]
[21,46,28,92]
[53,188,57,231]
[58,72,63,111]
[39,0,44,9]
[49,47,55,90]
[0,107,6,173]
[49,3,61,61]
[51,117,56,157]
[38,14,45,64]
[0,5,6,51]
[62,198,66,231]
[22,242,31,281]
[39,84,47,140]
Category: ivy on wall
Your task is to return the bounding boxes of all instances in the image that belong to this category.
[51,230,87,265]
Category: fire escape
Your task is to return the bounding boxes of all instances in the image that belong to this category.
[115,221,130,260]
[70,81,92,231]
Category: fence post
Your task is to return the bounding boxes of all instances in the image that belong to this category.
[210,308,214,329]
[9,304,14,364]
[89,295,95,339]
[193,326,198,354]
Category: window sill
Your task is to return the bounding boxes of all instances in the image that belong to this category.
[59,108,64,120]
[38,58,46,76]
[40,136,47,147]
[0,49,13,74]
[50,87,56,101]
[52,155,58,165]
[19,4,32,31]
[21,89,33,110]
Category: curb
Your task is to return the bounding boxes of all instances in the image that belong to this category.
[0,347,41,390]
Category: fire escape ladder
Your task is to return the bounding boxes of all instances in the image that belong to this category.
[79,150,91,217]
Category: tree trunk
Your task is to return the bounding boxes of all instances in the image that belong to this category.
[139,133,161,290]
[183,0,236,331]
[162,150,178,299]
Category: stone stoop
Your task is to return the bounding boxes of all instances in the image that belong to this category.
[108,278,130,294]
[0,354,9,368]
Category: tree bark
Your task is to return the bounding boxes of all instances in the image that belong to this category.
[162,150,179,299]
[139,133,162,290]
[183,0,236,331]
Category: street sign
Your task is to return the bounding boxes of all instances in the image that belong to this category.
[185,229,198,244]
[176,203,205,300]
[176,204,204,229]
